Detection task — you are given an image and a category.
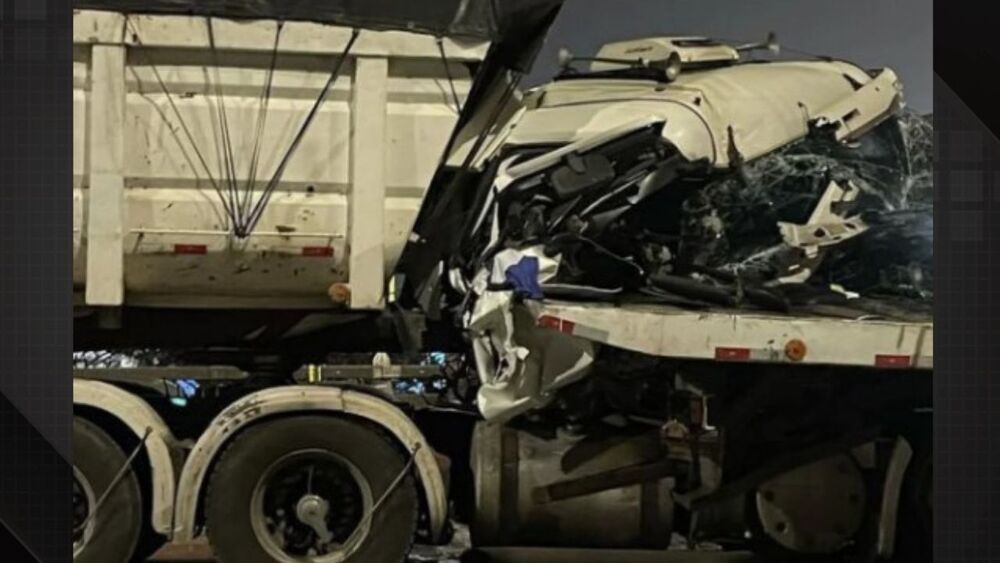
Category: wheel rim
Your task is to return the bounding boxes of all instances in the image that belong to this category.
[73,466,97,559]
[250,449,374,563]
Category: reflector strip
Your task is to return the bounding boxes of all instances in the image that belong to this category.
[715,347,751,361]
[538,315,561,330]
[302,246,334,257]
[173,244,207,255]
[537,315,575,334]
[875,354,912,368]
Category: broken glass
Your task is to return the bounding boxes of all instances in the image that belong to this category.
[676,110,933,301]
[470,110,933,314]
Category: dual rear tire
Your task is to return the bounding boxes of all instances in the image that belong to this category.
[73,417,144,563]
[205,416,420,563]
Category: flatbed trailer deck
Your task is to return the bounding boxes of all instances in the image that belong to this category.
[531,299,932,369]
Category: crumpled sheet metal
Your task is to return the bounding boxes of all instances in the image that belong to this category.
[467,111,930,298]
[680,111,933,298]
[462,111,932,420]
[467,290,594,422]
[772,179,869,284]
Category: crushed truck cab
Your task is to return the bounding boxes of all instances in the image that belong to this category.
[73,21,932,563]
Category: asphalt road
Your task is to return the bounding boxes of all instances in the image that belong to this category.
[148,525,469,562]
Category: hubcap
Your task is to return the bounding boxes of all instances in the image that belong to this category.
[755,453,866,554]
[250,450,373,562]
[296,494,334,545]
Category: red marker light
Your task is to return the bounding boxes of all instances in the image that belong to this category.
[302,246,334,258]
[875,354,912,368]
[174,244,207,255]
[715,347,751,361]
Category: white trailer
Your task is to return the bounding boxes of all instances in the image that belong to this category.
[534,301,932,369]
[73,9,486,311]
[72,301,931,562]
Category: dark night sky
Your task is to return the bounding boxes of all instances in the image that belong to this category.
[526,0,933,112]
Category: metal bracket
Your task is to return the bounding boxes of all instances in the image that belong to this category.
[294,361,443,384]
[74,365,248,383]
[774,179,868,284]
[810,68,902,142]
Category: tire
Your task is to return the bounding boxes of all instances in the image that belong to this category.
[73,417,143,563]
[205,416,419,563]
[743,452,874,563]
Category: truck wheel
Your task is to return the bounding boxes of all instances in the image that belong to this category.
[205,416,419,563]
[746,453,869,561]
[73,417,143,563]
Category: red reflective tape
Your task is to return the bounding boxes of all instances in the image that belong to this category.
[538,315,561,330]
[715,347,751,361]
[875,354,912,368]
[538,316,577,335]
[302,246,334,258]
[173,244,207,255]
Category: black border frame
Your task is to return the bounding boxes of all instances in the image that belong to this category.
[2,0,999,561]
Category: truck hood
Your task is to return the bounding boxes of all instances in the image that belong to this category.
[398,57,906,345]
[446,61,920,422]
[480,60,902,169]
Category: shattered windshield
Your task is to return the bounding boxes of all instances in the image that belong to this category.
[456,109,933,319]
[446,63,931,421]
[682,111,933,301]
